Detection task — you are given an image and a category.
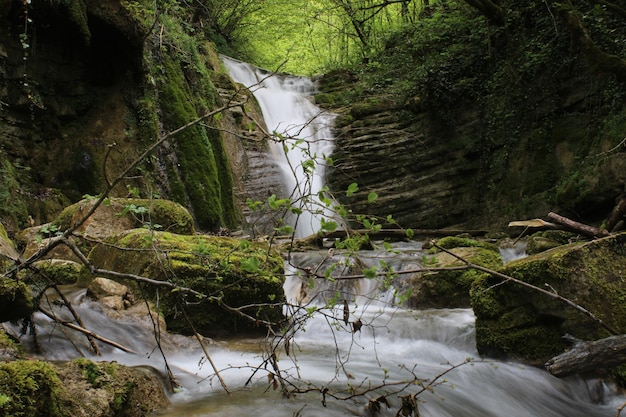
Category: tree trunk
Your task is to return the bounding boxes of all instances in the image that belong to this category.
[463,0,506,26]
[545,334,626,377]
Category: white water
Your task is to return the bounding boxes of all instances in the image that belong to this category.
[11,283,624,417]
[222,56,336,237]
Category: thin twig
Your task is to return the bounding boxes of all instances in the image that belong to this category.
[38,307,137,354]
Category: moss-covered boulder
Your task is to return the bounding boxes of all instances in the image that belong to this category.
[0,329,22,360]
[19,198,195,261]
[404,237,502,309]
[0,278,34,323]
[30,259,86,285]
[0,358,168,417]
[471,232,626,364]
[54,198,195,237]
[88,229,284,336]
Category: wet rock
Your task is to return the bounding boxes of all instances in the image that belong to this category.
[471,232,626,364]
[403,238,502,309]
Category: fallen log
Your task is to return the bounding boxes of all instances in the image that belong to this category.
[545,334,626,377]
[606,195,626,232]
[547,212,609,238]
[291,228,489,250]
[320,228,489,240]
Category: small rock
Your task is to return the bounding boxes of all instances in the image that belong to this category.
[87,277,129,300]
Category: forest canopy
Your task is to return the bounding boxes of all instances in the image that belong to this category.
[197,0,626,77]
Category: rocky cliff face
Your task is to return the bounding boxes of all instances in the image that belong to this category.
[319,2,626,232]
[0,0,283,235]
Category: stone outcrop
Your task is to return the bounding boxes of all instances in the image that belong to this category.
[88,228,285,337]
[0,0,281,235]
[0,357,169,417]
[470,232,626,364]
[402,237,503,309]
[318,1,626,233]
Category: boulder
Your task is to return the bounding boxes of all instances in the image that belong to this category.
[54,198,196,239]
[19,198,196,260]
[0,358,169,417]
[31,259,85,285]
[403,242,502,309]
[87,277,129,299]
[88,229,285,337]
[87,277,130,311]
[471,232,626,364]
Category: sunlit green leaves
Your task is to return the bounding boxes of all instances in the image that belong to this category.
[320,218,338,231]
[267,194,291,210]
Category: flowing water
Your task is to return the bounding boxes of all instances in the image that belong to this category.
[222,56,336,237]
[7,60,625,417]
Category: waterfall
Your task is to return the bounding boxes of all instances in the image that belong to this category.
[222,56,336,238]
[6,57,625,417]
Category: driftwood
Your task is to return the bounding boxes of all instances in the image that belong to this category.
[606,195,626,232]
[320,228,488,240]
[545,334,626,377]
[547,212,609,238]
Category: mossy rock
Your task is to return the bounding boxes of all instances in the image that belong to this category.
[0,278,34,322]
[31,259,86,285]
[0,358,169,417]
[60,358,169,416]
[432,236,499,252]
[526,230,580,255]
[54,198,195,237]
[88,229,284,336]
[0,330,22,360]
[471,232,626,363]
[0,360,67,417]
[405,244,502,309]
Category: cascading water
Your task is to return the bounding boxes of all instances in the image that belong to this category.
[221,56,336,238]
[7,60,626,417]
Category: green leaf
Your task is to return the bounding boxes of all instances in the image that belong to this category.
[406,228,415,238]
[364,266,378,279]
[275,225,294,235]
[213,112,222,121]
[239,239,250,250]
[346,182,359,197]
[367,192,379,203]
[320,218,338,231]
[240,257,260,273]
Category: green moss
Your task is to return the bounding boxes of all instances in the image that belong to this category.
[471,233,626,362]
[32,260,84,285]
[0,279,34,322]
[53,198,195,235]
[409,246,502,308]
[158,55,227,231]
[0,360,68,417]
[88,229,284,336]
[475,319,565,362]
[62,0,90,46]
[0,157,29,230]
[0,329,22,359]
[433,236,499,253]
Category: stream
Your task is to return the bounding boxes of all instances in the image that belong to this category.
[7,58,626,416]
[10,243,626,417]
